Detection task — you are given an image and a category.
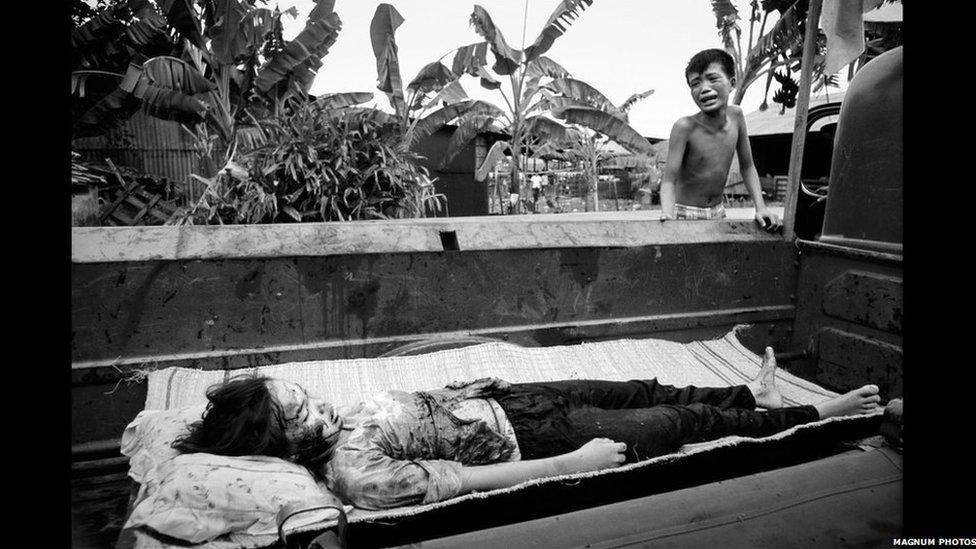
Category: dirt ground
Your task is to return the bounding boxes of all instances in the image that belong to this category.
[490,195,785,218]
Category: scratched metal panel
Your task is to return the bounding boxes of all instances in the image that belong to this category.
[72,241,796,365]
[72,260,307,361]
[822,270,902,334]
[789,243,902,390]
[816,327,903,400]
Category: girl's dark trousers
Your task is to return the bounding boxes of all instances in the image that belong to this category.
[494,379,820,463]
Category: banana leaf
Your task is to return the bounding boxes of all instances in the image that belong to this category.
[117,62,210,125]
[452,42,488,77]
[142,56,215,94]
[619,88,655,116]
[441,113,499,168]
[277,56,325,103]
[710,0,739,19]
[72,70,141,138]
[133,80,210,125]
[340,107,395,126]
[160,0,207,50]
[73,88,141,138]
[524,115,569,143]
[370,4,406,116]
[553,106,653,155]
[408,99,505,148]
[530,96,591,115]
[477,66,502,90]
[746,4,802,67]
[525,56,571,80]
[239,8,275,57]
[532,140,574,161]
[307,0,336,21]
[125,12,168,49]
[523,0,595,62]
[521,76,542,105]
[469,5,521,75]
[710,0,741,54]
[520,56,573,107]
[313,92,375,109]
[546,78,619,115]
[72,7,127,69]
[255,13,342,95]
[72,7,124,51]
[475,139,510,181]
[407,62,457,94]
[126,0,158,19]
[208,0,249,64]
[71,70,124,99]
[427,79,469,107]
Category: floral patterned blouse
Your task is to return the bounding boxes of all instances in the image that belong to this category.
[324,377,519,510]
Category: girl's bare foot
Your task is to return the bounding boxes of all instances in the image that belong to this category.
[814,385,883,419]
[747,346,783,409]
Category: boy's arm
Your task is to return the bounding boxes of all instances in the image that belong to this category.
[734,108,781,231]
[659,118,691,220]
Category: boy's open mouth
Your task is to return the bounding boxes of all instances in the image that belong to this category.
[700,95,718,105]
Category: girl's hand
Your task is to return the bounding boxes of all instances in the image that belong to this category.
[558,438,627,474]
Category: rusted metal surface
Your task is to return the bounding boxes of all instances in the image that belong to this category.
[72,238,797,445]
[789,244,902,397]
[823,270,902,334]
[72,243,796,364]
[816,328,903,400]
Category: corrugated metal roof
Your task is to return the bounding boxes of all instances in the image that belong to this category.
[745,90,846,136]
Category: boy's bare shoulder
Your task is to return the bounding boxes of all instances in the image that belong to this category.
[728,104,745,119]
[671,115,697,134]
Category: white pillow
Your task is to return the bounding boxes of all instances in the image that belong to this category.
[121,406,348,544]
[121,405,207,484]
[125,453,345,544]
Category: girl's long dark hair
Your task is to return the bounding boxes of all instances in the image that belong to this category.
[173,375,290,458]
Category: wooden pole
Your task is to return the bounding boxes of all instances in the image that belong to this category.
[782,0,823,241]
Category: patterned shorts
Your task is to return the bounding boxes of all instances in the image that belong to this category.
[674,203,726,220]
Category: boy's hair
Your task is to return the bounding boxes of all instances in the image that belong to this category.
[172,375,290,458]
[685,49,736,82]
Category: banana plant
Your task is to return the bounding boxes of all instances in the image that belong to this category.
[71,0,372,176]
[708,0,869,110]
[535,88,657,211]
[445,1,655,212]
[368,3,505,153]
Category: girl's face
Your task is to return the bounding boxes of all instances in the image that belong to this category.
[268,379,342,443]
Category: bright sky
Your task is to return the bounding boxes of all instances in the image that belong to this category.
[277,0,809,139]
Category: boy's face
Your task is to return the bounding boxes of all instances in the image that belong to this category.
[687,62,734,114]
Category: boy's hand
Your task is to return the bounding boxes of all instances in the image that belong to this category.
[755,208,782,232]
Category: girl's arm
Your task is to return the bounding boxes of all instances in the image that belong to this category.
[459,437,627,493]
